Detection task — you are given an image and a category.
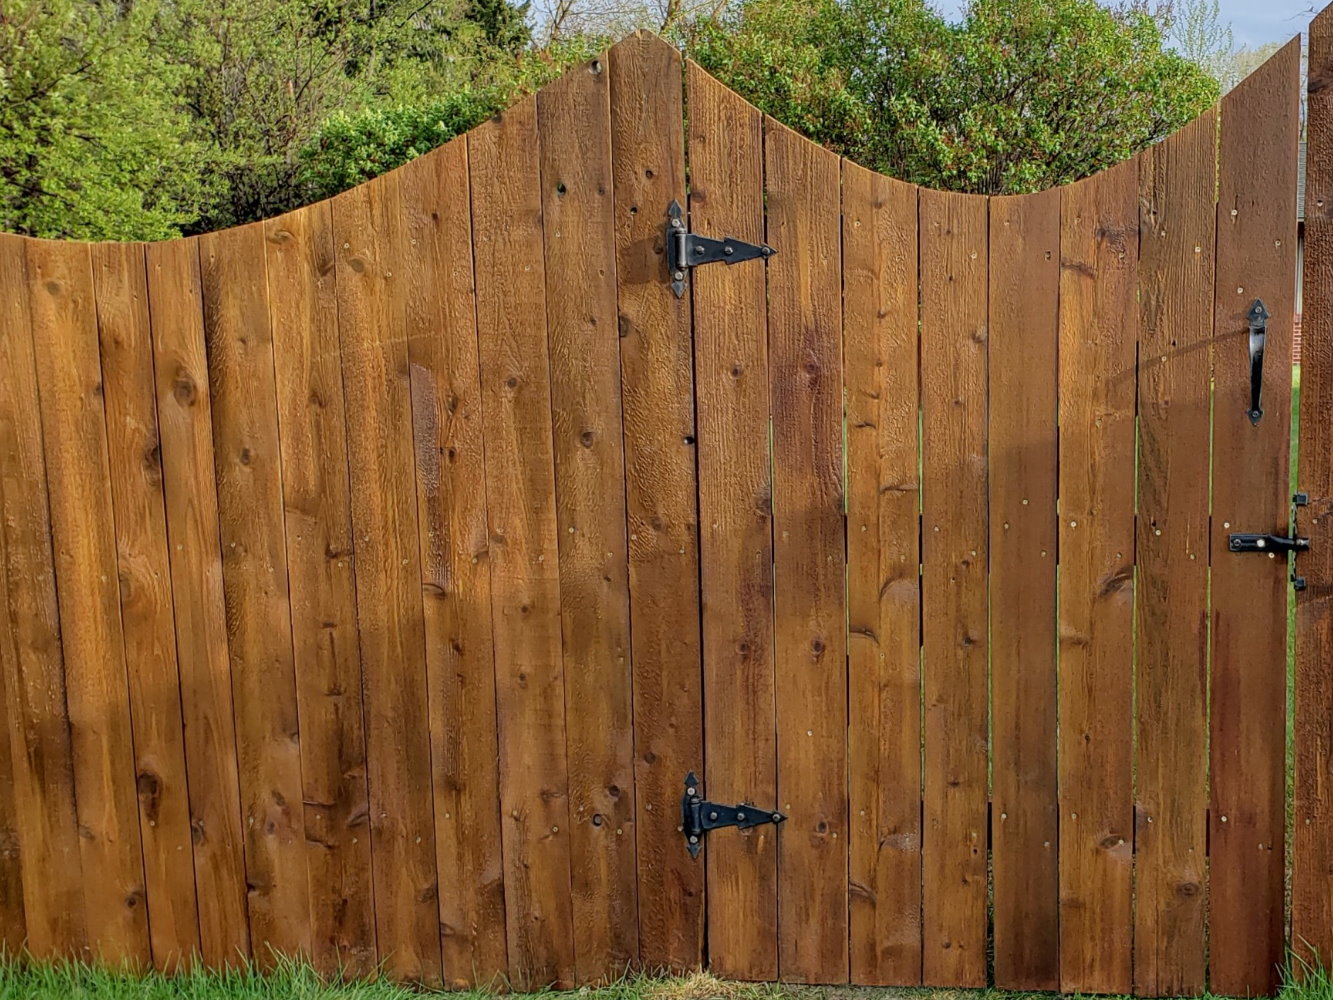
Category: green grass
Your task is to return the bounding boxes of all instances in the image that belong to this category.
[2,960,1333,1000]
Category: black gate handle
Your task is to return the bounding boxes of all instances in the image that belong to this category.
[1248,298,1269,426]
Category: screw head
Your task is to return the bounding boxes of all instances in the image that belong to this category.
[688,835,698,844]
[736,811,746,821]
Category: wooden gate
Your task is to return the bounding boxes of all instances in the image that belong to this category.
[1,13,1331,999]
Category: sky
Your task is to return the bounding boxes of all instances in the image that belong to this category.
[1226,0,1315,46]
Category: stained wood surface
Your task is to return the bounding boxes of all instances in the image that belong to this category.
[686,61,778,983]
[332,174,443,985]
[264,202,377,976]
[470,98,577,989]
[1056,159,1138,995]
[1208,39,1300,998]
[200,224,311,964]
[608,33,705,971]
[842,160,921,987]
[919,189,989,988]
[765,115,847,985]
[987,190,1060,991]
[0,35,1315,994]
[1133,109,1216,998]
[536,60,638,983]
[398,141,510,988]
[1295,3,1333,969]
[145,238,252,967]
[0,233,88,960]
[92,241,201,970]
[27,238,151,966]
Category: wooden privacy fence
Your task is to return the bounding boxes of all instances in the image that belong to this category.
[4,14,1333,1000]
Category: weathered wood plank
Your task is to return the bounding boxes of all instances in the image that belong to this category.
[0,233,86,960]
[687,61,777,983]
[765,116,847,985]
[200,224,311,964]
[918,189,989,988]
[537,57,639,983]
[92,241,201,970]
[331,172,443,985]
[1133,108,1215,997]
[264,202,377,977]
[1209,39,1300,998]
[987,190,1060,991]
[608,33,705,971]
[843,160,921,988]
[469,98,576,989]
[1056,159,1138,996]
[0,523,26,954]
[26,238,151,966]
[1295,3,1333,970]
[145,238,251,967]
[396,141,508,987]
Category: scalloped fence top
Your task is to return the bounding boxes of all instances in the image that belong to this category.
[2,16,1333,998]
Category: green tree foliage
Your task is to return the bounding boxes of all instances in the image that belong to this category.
[0,0,207,239]
[685,0,1220,194]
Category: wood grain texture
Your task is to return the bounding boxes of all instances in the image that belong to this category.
[687,61,777,983]
[537,58,639,983]
[1209,38,1300,998]
[764,116,847,985]
[918,189,988,988]
[987,190,1059,992]
[92,241,202,971]
[1133,108,1215,998]
[331,172,443,985]
[197,221,309,965]
[842,160,921,987]
[0,522,26,953]
[607,33,705,971]
[469,99,577,989]
[199,223,312,964]
[1295,3,1333,969]
[0,233,87,960]
[397,141,508,987]
[26,238,152,966]
[264,202,377,977]
[145,238,251,967]
[1056,159,1138,995]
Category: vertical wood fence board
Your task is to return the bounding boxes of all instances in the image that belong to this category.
[264,202,377,977]
[469,99,577,989]
[842,161,922,987]
[397,142,508,987]
[199,224,312,963]
[987,191,1060,991]
[92,241,202,970]
[331,174,444,985]
[26,238,152,966]
[0,529,26,952]
[1295,2,1333,968]
[0,233,87,959]
[1133,108,1216,998]
[764,116,848,985]
[918,189,989,988]
[1056,159,1138,995]
[1208,38,1300,998]
[687,61,778,983]
[607,33,705,970]
[144,238,252,967]
[536,60,640,983]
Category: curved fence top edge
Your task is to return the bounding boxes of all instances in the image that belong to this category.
[0,29,1304,249]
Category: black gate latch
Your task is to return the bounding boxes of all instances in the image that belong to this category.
[681,771,784,858]
[1228,533,1309,555]
[666,200,775,298]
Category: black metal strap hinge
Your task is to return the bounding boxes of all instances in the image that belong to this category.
[666,200,775,297]
[1228,533,1309,555]
[681,771,784,858]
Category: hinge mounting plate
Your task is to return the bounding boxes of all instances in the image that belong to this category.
[681,771,784,858]
[666,200,775,297]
